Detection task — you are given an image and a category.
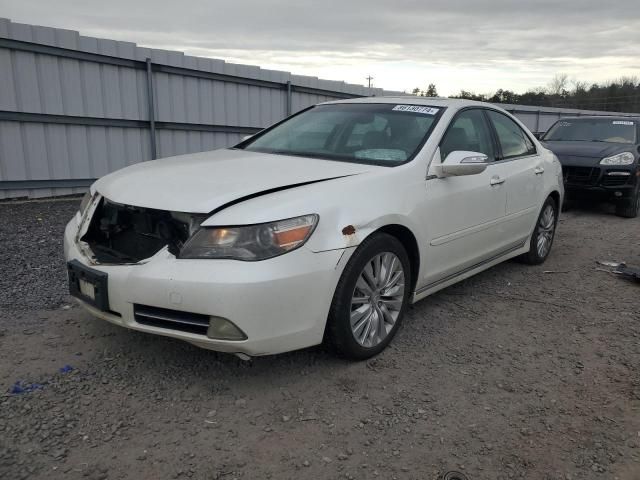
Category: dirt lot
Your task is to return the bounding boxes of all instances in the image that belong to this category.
[0,198,639,480]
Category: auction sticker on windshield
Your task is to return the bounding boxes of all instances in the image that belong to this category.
[392,105,440,115]
[613,121,634,125]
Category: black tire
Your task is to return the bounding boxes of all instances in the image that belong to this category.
[519,196,558,265]
[615,185,639,218]
[326,232,411,360]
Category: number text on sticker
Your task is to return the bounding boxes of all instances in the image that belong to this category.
[392,105,440,115]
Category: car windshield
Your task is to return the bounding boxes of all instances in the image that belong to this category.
[543,118,637,144]
[239,103,443,166]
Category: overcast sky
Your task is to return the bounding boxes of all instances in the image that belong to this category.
[2,0,639,95]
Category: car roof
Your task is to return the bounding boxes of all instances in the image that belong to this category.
[321,96,500,110]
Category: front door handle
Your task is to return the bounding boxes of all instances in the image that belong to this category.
[534,166,545,175]
[490,176,505,186]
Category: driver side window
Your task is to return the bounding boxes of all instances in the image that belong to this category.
[440,109,496,161]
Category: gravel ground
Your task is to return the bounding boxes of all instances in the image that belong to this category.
[0,199,639,480]
[0,199,79,312]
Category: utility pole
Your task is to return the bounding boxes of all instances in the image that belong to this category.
[366,75,374,89]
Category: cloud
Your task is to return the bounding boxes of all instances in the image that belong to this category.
[1,0,639,94]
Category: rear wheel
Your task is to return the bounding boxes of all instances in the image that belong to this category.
[326,233,411,360]
[615,185,639,218]
[519,196,558,265]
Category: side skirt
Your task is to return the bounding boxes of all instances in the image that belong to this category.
[411,238,529,303]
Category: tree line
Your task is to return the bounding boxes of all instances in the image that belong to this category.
[412,75,640,113]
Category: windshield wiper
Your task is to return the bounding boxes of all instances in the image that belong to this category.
[257,149,353,162]
[263,149,320,158]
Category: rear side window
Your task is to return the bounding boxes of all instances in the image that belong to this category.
[487,110,536,159]
[440,109,496,160]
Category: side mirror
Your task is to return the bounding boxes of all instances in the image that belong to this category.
[435,151,489,177]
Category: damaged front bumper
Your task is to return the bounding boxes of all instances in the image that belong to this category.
[64,211,350,357]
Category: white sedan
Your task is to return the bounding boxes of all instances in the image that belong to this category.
[64,97,563,360]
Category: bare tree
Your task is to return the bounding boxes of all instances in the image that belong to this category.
[548,73,569,95]
[431,75,640,113]
[571,79,588,94]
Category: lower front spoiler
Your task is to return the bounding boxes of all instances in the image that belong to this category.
[565,182,637,198]
[74,294,326,358]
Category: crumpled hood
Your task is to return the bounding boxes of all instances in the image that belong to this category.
[94,149,376,213]
[542,140,633,161]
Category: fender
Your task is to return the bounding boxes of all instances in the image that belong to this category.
[202,166,430,254]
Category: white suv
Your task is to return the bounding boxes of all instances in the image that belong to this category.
[64,97,563,360]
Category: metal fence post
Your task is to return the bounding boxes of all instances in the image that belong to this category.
[145,58,158,160]
[286,81,292,116]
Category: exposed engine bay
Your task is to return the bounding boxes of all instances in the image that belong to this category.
[81,198,204,263]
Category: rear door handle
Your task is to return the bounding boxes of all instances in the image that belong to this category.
[534,166,545,175]
[490,176,505,186]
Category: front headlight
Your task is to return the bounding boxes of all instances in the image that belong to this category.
[179,214,319,261]
[600,152,635,165]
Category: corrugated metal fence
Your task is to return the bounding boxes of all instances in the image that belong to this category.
[0,18,636,199]
[0,18,403,199]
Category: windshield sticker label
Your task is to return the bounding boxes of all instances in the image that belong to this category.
[613,121,634,125]
[558,121,571,127]
[392,105,440,115]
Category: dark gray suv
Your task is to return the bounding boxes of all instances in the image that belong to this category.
[542,116,640,218]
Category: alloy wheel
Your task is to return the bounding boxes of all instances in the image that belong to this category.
[536,204,556,258]
[350,252,405,348]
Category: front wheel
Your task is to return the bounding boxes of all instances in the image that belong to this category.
[519,196,558,265]
[326,233,411,360]
[615,185,639,218]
